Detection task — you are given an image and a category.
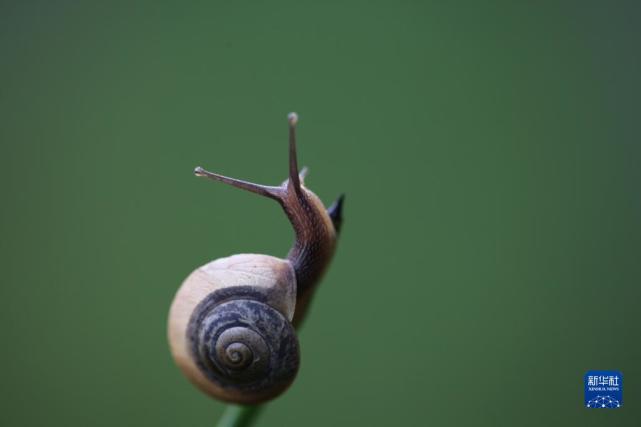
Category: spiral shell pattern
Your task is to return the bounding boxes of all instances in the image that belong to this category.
[187,287,300,402]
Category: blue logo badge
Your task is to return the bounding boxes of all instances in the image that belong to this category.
[584,370,623,408]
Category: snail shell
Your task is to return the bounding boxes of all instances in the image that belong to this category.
[168,254,299,404]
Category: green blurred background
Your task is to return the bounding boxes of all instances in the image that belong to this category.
[1,1,640,426]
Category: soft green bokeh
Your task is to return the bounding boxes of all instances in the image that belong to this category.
[1,1,639,426]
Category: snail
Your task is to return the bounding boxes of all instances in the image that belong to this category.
[168,113,344,404]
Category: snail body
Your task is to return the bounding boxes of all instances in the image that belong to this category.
[168,113,343,404]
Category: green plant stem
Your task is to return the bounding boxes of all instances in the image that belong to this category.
[216,405,262,427]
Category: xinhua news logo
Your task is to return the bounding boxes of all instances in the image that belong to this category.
[584,370,623,409]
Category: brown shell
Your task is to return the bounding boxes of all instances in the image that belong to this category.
[168,254,298,403]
